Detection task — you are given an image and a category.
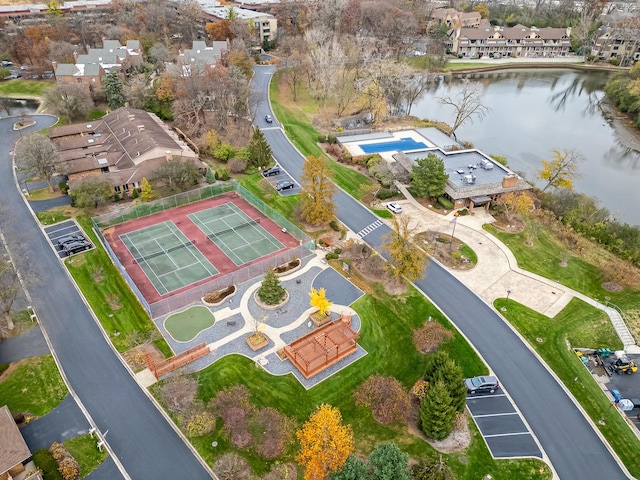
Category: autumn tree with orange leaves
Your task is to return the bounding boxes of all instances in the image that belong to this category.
[296,404,353,480]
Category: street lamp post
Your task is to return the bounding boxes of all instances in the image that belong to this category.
[506,290,511,303]
[449,212,459,253]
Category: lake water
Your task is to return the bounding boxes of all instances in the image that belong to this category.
[411,69,640,226]
[0,98,39,118]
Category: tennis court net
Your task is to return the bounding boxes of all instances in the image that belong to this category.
[207,218,261,240]
[131,240,196,263]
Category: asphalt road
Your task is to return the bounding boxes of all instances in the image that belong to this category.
[253,66,630,479]
[0,115,212,479]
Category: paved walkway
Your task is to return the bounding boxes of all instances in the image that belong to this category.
[393,184,639,354]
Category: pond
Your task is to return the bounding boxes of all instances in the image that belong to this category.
[411,69,640,226]
[0,98,40,118]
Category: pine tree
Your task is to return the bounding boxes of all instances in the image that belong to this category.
[300,155,336,226]
[258,269,285,305]
[411,153,448,199]
[369,443,411,480]
[102,71,126,110]
[247,127,272,168]
[423,351,467,413]
[419,380,456,440]
[205,167,216,184]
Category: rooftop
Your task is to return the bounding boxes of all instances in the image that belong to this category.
[0,405,31,475]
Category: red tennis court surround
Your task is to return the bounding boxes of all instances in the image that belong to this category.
[102,192,300,305]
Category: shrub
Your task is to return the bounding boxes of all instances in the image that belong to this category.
[327,133,337,144]
[214,453,252,480]
[131,188,139,199]
[325,252,339,260]
[161,375,198,416]
[185,409,216,437]
[329,220,340,231]
[228,158,247,174]
[253,407,296,458]
[49,442,79,480]
[354,375,412,424]
[437,196,453,209]
[216,168,230,181]
[609,58,621,66]
[376,188,395,200]
[333,247,342,255]
[318,133,328,143]
[205,167,216,184]
[325,143,343,160]
[58,181,69,194]
[412,320,454,354]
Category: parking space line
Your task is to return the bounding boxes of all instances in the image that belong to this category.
[466,393,506,399]
[484,432,532,438]
[474,412,519,418]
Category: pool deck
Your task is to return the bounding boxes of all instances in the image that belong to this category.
[340,128,442,159]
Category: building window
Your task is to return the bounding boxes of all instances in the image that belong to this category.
[123,184,130,192]
[101,167,109,173]
[114,185,121,193]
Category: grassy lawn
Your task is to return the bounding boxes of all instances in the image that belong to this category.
[33,449,64,480]
[485,224,639,311]
[27,187,63,201]
[496,296,640,477]
[372,208,393,219]
[36,207,73,225]
[186,286,547,477]
[0,355,67,416]
[0,79,51,97]
[164,306,215,342]
[64,215,172,356]
[65,434,109,477]
[238,174,300,221]
[444,62,494,70]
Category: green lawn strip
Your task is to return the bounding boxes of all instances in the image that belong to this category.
[0,79,51,97]
[372,208,393,219]
[269,72,373,199]
[188,287,539,476]
[497,297,640,477]
[238,174,300,222]
[27,187,63,201]
[165,306,215,342]
[65,434,109,477]
[0,355,67,416]
[65,215,171,355]
[32,449,64,480]
[460,244,478,264]
[36,207,72,225]
[485,224,639,311]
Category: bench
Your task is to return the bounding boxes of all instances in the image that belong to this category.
[226,320,237,327]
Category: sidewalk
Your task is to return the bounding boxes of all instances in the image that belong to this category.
[393,185,639,353]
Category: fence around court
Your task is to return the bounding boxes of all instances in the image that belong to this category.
[92,181,316,318]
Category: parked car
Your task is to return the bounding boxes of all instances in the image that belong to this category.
[57,234,85,248]
[262,165,280,177]
[1,61,13,67]
[275,180,295,191]
[464,375,500,394]
[386,202,402,214]
[62,240,92,256]
[265,114,273,123]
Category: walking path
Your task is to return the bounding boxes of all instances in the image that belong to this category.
[394,184,639,354]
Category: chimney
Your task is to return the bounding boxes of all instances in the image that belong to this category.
[128,114,135,121]
[51,60,57,71]
[165,151,173,161]
[73,51,78,62]
[502,173,518,188]
[137,125,145,132]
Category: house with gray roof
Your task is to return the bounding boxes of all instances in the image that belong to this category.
[53,39,142,90]
[49,107,205,194]
[448,20,571,58]
[167,40,229,77]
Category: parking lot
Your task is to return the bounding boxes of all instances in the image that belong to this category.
[261,163,300,197]
[466,390,542,458]
[44,220,93,258]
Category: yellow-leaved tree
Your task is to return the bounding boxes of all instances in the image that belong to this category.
[140,177,155,202]
[300,155,336,226]
[536,149,582,192]
[295,404,353,480]
[309,288,332,316]
[500,192,533,221]
[383,216,428,283]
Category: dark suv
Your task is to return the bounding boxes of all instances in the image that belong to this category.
[62,240,92,256]
[262,165,280,177]
[57,234,85,249]
[464,375,500,394]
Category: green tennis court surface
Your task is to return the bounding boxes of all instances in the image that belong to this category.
[120,221,218,296]
[188,203,284,265]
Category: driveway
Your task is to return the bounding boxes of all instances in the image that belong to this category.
[29,195,71,213]
[0,325,49,362]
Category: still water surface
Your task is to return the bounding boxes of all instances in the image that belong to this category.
[412,69,640,226]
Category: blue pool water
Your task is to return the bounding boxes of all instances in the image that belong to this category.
[359,137,427,153]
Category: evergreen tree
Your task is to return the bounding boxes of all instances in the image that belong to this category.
[205,167,216,184]
[258,269,285,305]
[410,153,448,199]
[247,127,272,168]
[369,443,410,480]
[419,380,456,440]
[423,351,467,413]
[102,71,126,110]
[330,455,369,480]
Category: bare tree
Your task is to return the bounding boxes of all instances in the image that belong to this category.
[438,84,489,140]
[43,83,93,121]
[0,257,20,341]
[14,134,59,192]
[161,374,198,416]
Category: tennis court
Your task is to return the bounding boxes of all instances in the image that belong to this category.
[119,221,218,296]
[188,203,284,265]
[359,137,426,153]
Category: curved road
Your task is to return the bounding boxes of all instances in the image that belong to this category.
[253,66,630,479]
[0,116,212,479]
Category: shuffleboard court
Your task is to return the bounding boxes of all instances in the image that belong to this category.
[188,203,284,266]
[119,221,218,295]
[359,137,426,153]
